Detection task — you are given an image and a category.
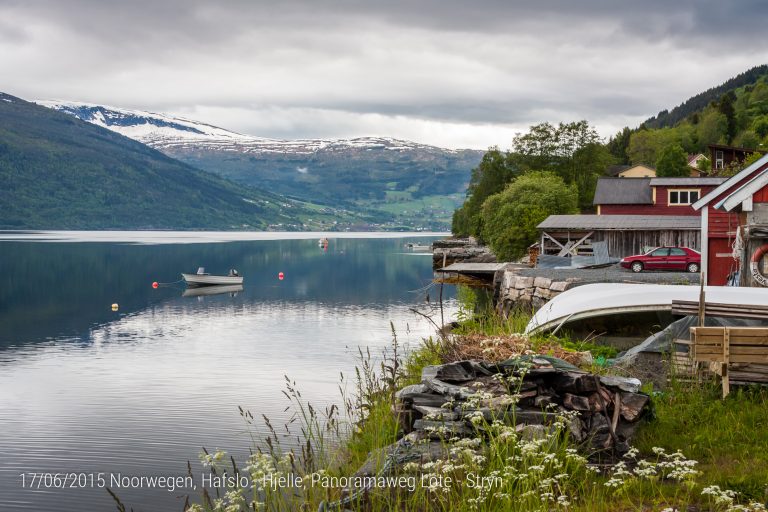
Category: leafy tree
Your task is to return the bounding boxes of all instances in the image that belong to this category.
[743,151,765,168]
[696,156,711,175]
[510,120,611,210]
[752,115,768,138]
[655,144,689,177]
[697,108,728,146]
[718,91,738,143]
[607,127,632,164]
[734,130,760,149]
[480,172,578,261]
[451,148,516,236]
[452,121,611,235]
[568,142,614,211]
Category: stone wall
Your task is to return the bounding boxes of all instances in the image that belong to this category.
[496,271,576,313]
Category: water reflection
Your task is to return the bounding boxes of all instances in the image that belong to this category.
[0,233,456,512]
[182,284,244,297]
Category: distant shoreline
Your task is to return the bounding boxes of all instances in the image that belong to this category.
[0,230,451,244]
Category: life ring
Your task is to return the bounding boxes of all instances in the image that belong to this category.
[750,244,768,287]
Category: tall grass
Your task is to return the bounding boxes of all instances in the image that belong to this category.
[182,293,768,512]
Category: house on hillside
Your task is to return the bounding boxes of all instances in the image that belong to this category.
[708,143,767,172]
[594,177,725,216]
[607,164,657,178]
[688,153,707,175]
[607,161,706,178]
[693,154,768,286]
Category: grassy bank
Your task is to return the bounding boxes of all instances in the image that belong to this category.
[182,304,768,512]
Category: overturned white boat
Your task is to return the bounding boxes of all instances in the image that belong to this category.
[182,267,243,287]
[525,283,768,334]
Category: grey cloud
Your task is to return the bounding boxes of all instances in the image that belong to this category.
[2,0,768,147]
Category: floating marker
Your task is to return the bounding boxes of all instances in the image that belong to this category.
[111,303,119,311]
[278,272,285,280]
[152,281,159,289]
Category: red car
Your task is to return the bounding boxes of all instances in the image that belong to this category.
[620,247,701,273]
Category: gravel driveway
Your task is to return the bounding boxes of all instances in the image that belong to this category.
[515,263,700,285]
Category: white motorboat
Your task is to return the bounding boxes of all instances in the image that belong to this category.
[182,267,243,287]
[404,242,432,252]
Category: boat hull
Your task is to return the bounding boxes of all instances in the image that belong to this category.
[182,273,244,287]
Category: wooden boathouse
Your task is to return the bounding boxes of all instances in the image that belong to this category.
[537,215,700,259]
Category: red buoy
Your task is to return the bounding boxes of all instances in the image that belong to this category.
[152,281,159,289]
[278,272,284,280]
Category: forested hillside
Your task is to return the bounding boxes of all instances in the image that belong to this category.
[643,65,768,130]
[453,65,768,259]
[0,93,342,230]
[609,65,768,167]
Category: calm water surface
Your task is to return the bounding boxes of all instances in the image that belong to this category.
[0,232,457,511]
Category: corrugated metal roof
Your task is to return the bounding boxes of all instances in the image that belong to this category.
[649,177,727,186]
[593,178,653,205]
[537,215,700,230]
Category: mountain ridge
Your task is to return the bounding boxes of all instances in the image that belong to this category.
[0,92,363,230]
[38,100,470,154]
[40,101,483,228]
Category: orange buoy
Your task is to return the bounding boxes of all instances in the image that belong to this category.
[278,272,285,280]
[152,281,159,289]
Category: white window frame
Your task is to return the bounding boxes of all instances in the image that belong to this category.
[715,150,724,170]
[668,188,700,206]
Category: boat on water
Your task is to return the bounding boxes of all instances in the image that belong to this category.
[404,242,432,252]
[182,267,243,287]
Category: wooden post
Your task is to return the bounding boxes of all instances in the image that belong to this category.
[698,272,706,327]
[722,327,730,398]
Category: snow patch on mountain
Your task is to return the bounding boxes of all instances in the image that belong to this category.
[37,101,460,156]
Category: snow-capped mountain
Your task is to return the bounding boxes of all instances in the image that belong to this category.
[38,101,483,224]
[37,100,459,156]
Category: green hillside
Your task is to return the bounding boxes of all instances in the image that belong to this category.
[609,64,768,166]
[643,65,768,130]
[0,93,320,230]
[452,65,768,255]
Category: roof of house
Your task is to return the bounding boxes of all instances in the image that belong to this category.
[649,177,726,186]
[606,164,657,177]
[707,143,768,154]
[593,178,653,205]
[716,168,768,211]
[538,215,701,231]
[606,165,631,177]
[692,152,768,210]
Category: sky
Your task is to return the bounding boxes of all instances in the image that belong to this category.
[2,0,768,149]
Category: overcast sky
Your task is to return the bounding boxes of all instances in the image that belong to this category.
[2,0,768,149]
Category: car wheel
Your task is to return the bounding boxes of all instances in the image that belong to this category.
[687,262,700,273]
[631,262,644,273]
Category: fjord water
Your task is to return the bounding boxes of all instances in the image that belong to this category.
[0,232,456,512]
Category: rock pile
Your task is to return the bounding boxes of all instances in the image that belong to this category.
[432,238,496,269]
[394,357,650,456]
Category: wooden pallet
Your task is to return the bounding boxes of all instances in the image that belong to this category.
[690,326,768,397]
